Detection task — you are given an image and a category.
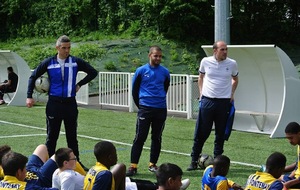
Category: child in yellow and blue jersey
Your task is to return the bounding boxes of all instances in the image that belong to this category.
[0,149,57,190]
[245,152,286,190]
[201,155,243,190]
[282,122,300,189]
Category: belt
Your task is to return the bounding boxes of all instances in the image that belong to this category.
[202,95,230,101]
[49,96,76,103]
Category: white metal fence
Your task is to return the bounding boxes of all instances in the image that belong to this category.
[98,72,200,119]
[99,72,131,108]
[37,71,199,119]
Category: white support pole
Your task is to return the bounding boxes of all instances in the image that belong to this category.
[128,73,134,112]
[187,75,192,119]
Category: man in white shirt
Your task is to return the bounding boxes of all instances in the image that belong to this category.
[187,40,239,171]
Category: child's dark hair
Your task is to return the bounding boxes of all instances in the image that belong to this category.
[55,147,73,168]
[94,141,115,161]
[156,163,183,186]
[2,151,28,176]
[285,122,300,134]
[266,152,286,170]
[213,155,230,176]
[0,145,11,165]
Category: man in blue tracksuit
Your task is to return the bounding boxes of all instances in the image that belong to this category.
[26,35,97,171]
[126,45,170,176]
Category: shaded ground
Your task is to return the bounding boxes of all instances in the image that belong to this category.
[78,95,187,118]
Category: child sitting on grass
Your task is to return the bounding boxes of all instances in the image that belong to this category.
[201,155,243,190]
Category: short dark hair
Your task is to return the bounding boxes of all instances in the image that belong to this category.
[213,155,230,176]
[266,152,286,170]
[2,151,28,176]
[56,35,71,46]
[149,45,162,54]
[7,67,13,72]
[94,141,115,161]
[285,122,300,134]
[55,148,73,168]
[156,163,183,186]
[214,155,230,168]
[0,145,11,165]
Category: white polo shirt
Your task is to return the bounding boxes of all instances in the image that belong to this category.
[199,56,238,99]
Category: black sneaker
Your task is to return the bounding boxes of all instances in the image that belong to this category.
[79,161,89,172]
[126,166,137,176]
[186,161,198,171]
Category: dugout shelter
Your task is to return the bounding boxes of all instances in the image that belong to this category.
[201,45,300,138]
[0,50,31,106]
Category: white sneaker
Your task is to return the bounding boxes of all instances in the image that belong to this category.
[180,179,190,190]
[0,100,5,105]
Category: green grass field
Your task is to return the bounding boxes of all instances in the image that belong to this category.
[0,103,296,189]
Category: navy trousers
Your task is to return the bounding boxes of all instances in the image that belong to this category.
[45,97,79,159]
[191,96,231,161]
[130,105,167,164]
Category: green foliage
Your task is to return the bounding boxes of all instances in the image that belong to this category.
[21,46,56,69]
[71,43,106,62]
[159,0,213,42]
[125,20,142,37]
[119,53,130,64]
[131,58,142,70]
[0,33,203,75]
[104,61,118,71]
[182,49,199,75]
[0,0,300,48]
[170,49,179,61]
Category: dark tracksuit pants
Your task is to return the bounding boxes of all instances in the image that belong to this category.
[45,96,79,159]
[191,96,231,161]
[0,85,14,100]
[130,105,167,164]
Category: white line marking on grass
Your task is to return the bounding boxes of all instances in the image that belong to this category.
[0,134,46,138]
[68,134,260,168]
[0,120,66,134]
[0,120,260,168]
[0,106,45,110]
[0,120,46,131]
[231,161,260,168]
